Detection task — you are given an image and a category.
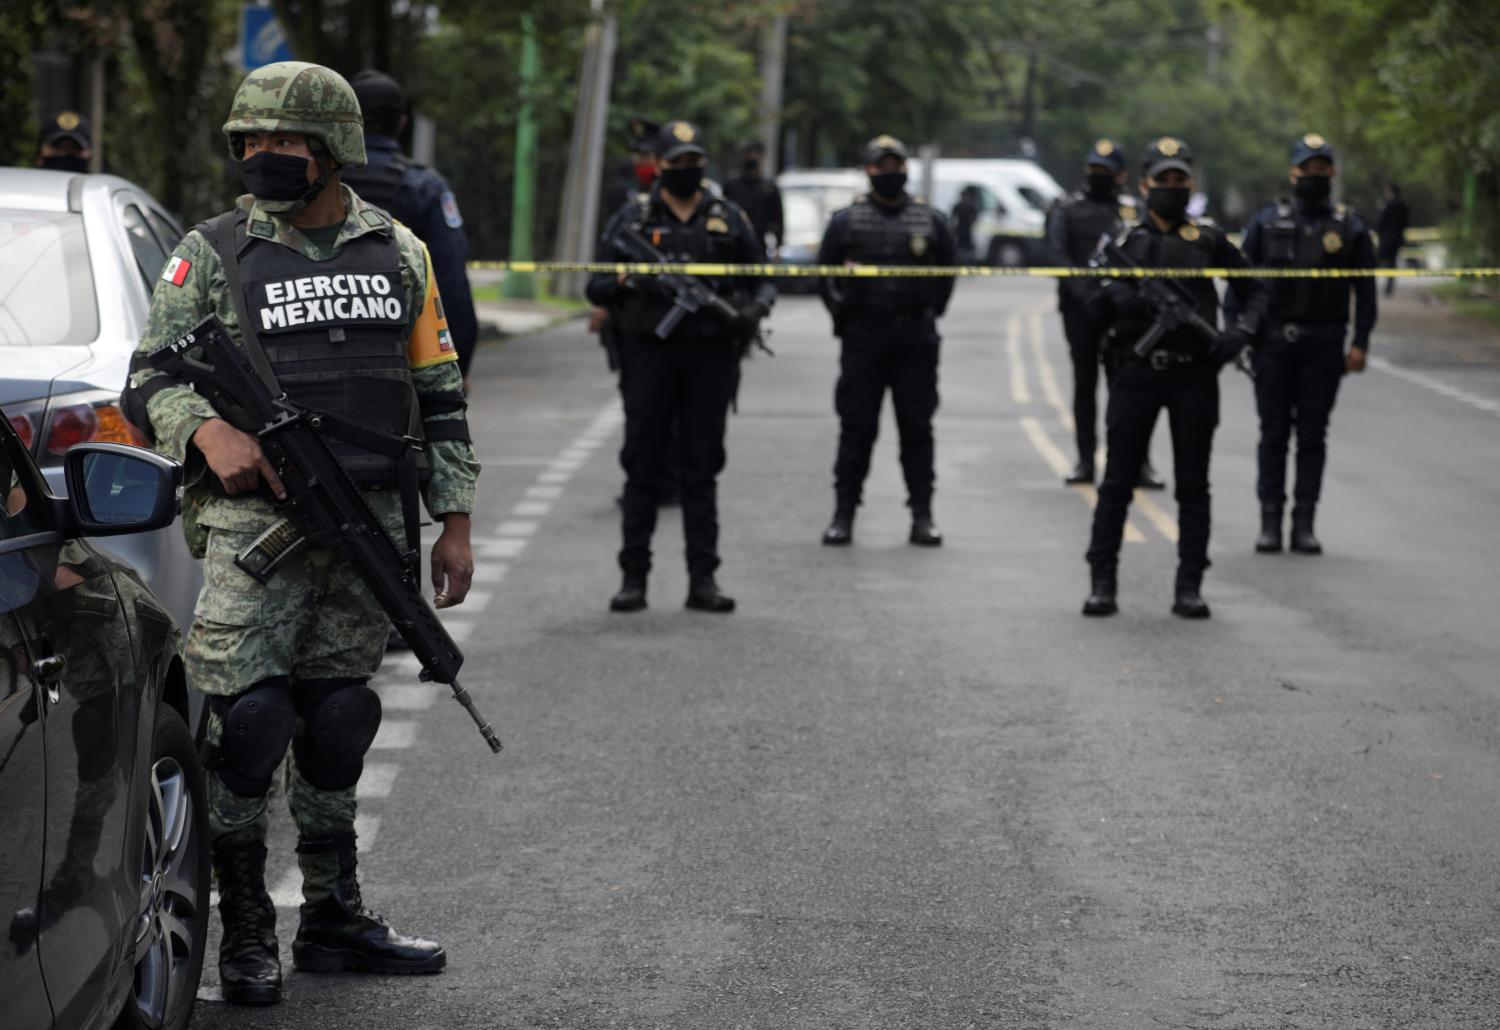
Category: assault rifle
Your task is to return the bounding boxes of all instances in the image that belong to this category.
[610,226,750,342]
[1098,239,1255,379]
[150,316,502,754]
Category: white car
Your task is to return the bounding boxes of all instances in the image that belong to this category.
[0,168,203,643]
[911,158,1065,266]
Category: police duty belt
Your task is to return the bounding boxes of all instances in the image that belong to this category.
[470,260,1500,280]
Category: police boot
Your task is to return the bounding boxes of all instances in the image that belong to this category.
[1255,506,1283,554]
[1290,506,1322,555]
[685,574,736,613]
[292,833,446,975]
[1171,568,1212,619]
[1082,564,1118,617]
[1136,461,1166,491]
[822,506,855,546]
[609,574,648,612]
[213,840,282,1005]
[1065,461,1095,485]
[909,508,943,547]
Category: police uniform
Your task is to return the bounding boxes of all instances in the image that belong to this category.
[817,135,956,546]
[586,120,774,613]
[343,71,479,379]
[1083,138,1267,619]
[127,62,474,1004]
[1044,138,1160,486]
[724,142,784,249]
[1235,134,1376,554]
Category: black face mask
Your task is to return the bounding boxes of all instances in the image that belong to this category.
[40,153,90,174]
[659,166,704,199]
[1086,172,1117,199]
[870,171,907,200]
[742,160,761,177]
[1294,174,1332,206]
[240,150,321,201]
[1146,185,1191,223]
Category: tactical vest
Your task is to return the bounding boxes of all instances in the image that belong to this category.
[340,153,408,214]
[616,193,743,342]
[1112,221,1224,354]
[1262,200,1355,324]
[1061,192,1136,264]
[228,214,424,486]
[844,194,937,313]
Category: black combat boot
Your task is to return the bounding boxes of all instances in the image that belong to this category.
[214,840,282,1005]
[609,574,648,612]
[909,507,943,547]
[1136,461,1166,490]
[1289,506,1322,555]
[1064,461,1095,485]
[1082,565,1118,616]
[1255,506,1283,554]
[685,574,736,613]
[821,507,854,546]
[292,834,446,975]
[1171,567,1211,619]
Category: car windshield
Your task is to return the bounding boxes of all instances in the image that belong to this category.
[0,209,98,347]
[1017,185,1050,211]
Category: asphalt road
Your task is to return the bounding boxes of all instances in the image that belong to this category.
[192,278,1500,1030]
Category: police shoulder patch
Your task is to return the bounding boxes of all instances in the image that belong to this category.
[910,234,930,257]
[440,190,463,229]
[1178,223,1201,242]
[1322,229,1343,253]
[706,216,730,234]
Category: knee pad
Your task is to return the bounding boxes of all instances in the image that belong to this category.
[208,677,295,798]
[292,678,382,792]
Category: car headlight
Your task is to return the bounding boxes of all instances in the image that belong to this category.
[38,388,148,465]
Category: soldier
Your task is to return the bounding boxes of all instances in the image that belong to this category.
[587,119,774,614]
[124,62,479,1005]
[1235,134,1376,555]
[342,70,480,385]
[1082,137,1267,619]
[1043,139,1164,489]
[723,140,784,254]
[35,111,92,173]
[817,134,955,547]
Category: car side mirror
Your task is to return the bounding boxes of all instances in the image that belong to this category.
[62,443,181,537]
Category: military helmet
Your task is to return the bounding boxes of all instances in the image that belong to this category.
[223,61,366,167]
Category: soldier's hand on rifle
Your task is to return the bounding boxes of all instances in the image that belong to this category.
[1212,329,1253,370]
[734,300,768,335]
[430,513,474,609]
[192,418,286,499]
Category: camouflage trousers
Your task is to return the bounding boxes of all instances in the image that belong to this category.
[189,525,389,903]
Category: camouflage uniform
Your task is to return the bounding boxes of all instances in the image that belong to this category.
[130,76,478,901]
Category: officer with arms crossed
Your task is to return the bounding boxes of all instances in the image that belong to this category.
[587,120,774,614]
[1044,138,1164,490]
[125,62,479,1005]
[1234,133,1375,555]
[342,70,480,386]
[818,135,955,548]
[1082,137,1267,619]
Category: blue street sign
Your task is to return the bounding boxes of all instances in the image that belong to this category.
[241,5,294,71]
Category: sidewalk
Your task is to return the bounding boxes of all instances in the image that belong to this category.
[468,266,586,340]
[1375,278,1500,367]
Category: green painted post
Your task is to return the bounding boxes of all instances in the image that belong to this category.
[503,15,540,299]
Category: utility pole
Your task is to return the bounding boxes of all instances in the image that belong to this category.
[756,12,788,173]
[553,0,617,297]
[503,14,541,299]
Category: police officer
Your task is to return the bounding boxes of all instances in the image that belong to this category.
[342,70,480,384]
[724,140,784,253]
[587,120,774,614]
[1235,134,1376,555]
[35,111,92,172]
[818,134,956,547]
[126,62,478,1005]
[1044,138,1165,489]
[1082,137,1267,619]
[608,117,660,212]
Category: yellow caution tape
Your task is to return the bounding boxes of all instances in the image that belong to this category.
[469,260,1500,280]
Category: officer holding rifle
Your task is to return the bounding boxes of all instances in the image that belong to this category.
[587,119,775,615]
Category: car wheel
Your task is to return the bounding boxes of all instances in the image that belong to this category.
[116,706,209,1030]
[988,238,1026,268]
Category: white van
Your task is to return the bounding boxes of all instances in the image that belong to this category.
[910,158,1064,266]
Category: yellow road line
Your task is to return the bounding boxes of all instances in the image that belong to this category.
[1006,314,1031,405]
[1130,489,1180,543]
[1021,416,1145,544]
[1028,311,1071,431]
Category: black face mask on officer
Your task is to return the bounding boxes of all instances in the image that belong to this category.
[659,166,704,200]
[1294,174,1333,206]
[39,153,90,174]
[1146,185,1191,223]
[1086,172,1117,200]
[240,148,334,214]
[870,171,907,200]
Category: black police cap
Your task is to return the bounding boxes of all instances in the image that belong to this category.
[628,117,659,153]
[862,134,908,166]
[1289,132,1336,166]
[1084,138,1126,173]
[1141,136,1194,179]
[40,111,91,148]
[350,70,407,119]
[655,120,706,160]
